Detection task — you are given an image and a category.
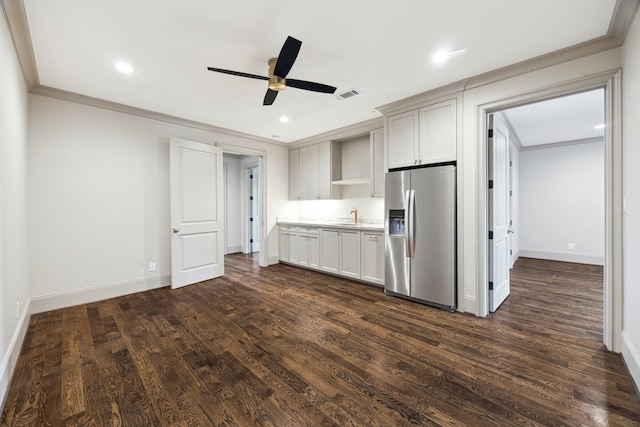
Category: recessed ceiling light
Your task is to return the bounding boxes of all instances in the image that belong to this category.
[432,50,450,64]
[432,49,467,64]
[594,124,606,129]
[115,61,133,74]
[280,116,289,123]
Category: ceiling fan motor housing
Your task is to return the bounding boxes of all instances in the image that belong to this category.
[268,58,286,91]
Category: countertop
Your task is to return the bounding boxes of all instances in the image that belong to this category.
[277,218,384,232]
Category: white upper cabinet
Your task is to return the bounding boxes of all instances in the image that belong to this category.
[370,128,385,198]
[318,141,333,200]
[289,141,335,200]
[289,149,300,200]
[419,99,457,163]
[308,143,321,200]
[387,110,419,169]
[387,98,457,169]
[298,146,310,200]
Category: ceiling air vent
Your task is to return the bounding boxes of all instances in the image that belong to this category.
[335,88,361,101]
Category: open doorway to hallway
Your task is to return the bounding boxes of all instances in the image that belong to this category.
[223,153,262,256]
[488,88,605,315]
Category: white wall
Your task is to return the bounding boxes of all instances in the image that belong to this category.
[27,94,289,313]
[0,8,30,409]
[621,7,640,393]
[519,141,604,264]
[223,155,242,253]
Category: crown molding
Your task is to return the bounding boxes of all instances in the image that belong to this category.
[609,0,640,43]
[288,116,383,148]
[5,0,638,144]
[1,0,37,89]
[519,136,604,152]
[31,85,286,147]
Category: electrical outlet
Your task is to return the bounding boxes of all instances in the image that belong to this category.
[568,243,575,250]
[149,262,157,272]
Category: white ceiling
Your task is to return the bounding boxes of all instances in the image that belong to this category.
[502,89,605,148]
[22,0,617,143]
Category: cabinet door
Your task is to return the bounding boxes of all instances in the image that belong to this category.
[361,232,384,285]
[320,229,339,274]
[298,235,310,267]
[339,230,361,279]
[387,110,419,169]
[308,234,320,269]
[370,128,385,198]
[319,141,333,200]
[279,230,289,261]
[288,232,300,264]
[308,144,320,199]
[289,149,300,200]
[298,146,310,200]
[418,99,457,164]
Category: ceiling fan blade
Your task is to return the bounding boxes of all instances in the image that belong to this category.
[286,79,337,94]
[263,89,278,106]
[273,36,302,78]
[207,67,269,81]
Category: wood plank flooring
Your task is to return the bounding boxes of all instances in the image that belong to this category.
[2,255,639,426]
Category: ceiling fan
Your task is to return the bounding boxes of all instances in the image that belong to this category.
[207,36,337,106]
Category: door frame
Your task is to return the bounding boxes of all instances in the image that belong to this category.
[217,143,268,268]
[241,158,260,254]
[477,70,622,351]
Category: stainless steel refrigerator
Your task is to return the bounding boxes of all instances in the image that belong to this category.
[384,165,456,311]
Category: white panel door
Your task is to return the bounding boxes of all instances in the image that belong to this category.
[488,114,510,311]
[249,166,260,253]
[170,138,224,288]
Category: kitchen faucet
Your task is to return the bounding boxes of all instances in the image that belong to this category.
[350,207,359,224]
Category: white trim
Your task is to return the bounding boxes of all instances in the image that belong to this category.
[518,250,604,266]
[30,275,170,314]
[622,331,640,394]
[216,143,269,268]
[473,68,623,352]
[0,299,31,413]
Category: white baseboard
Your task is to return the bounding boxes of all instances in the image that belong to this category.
[268,255,280,266]
[621,330,640,396]
[519,250,604,266]
[225,246,242,254]
[461,295,477,315]
[30,274,171,314]
[0,299,32,414]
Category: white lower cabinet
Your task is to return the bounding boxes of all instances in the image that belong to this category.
[361,232,384,285]
[279,226,299,264]
[280,224,382,285]
[298,228,320,269]
[320,228,361,280]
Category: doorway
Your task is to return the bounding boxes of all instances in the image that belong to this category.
[221,147,267,267]
[487,89,606,319]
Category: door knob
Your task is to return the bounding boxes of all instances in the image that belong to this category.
[172,227,180,233]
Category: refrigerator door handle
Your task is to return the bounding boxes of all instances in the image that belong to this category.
[404,190,411,257]
[408,189,416,258]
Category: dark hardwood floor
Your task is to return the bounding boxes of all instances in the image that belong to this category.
[2,255,639,426]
